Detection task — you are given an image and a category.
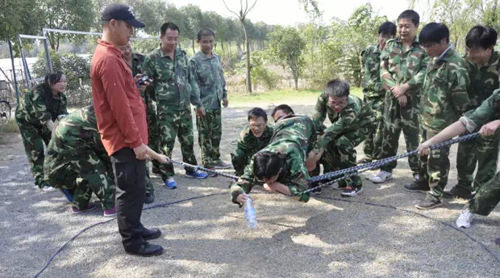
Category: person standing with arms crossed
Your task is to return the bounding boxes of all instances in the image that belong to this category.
[91,4,168,256]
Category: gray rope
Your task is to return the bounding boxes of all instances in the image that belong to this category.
[169,160,239,180]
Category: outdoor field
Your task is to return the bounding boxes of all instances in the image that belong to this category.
[1,91,499,278]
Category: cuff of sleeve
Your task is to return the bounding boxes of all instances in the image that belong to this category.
[459,116,478,133]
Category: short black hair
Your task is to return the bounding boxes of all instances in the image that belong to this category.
[465,25,497,49]
[44,71,64,87]
[379,21,397,37]
[197,28,215,40]
[161,22,179,36]
[397,10,420,27]
[419,22,450,45]
[325,79,350,98]
[271,104,294,118]
[248,107,268,122]
[253,151,284,180]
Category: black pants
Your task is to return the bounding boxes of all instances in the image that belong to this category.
[111,148,146,251]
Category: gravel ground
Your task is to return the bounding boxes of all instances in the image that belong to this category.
[0,105,499,278]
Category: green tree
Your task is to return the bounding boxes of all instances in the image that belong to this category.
[268,27,306,89]
[0,0,44,41]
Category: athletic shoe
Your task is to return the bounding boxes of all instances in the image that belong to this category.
[71,203,96,214]
[415,196,442,210]
[103,207,116,217]
[357,157,372,164]
[203,166,218,177]
[60,189,73,203]
[341,186,363,197]
[444,185,472,200]
[213,160,232,169]
[185,170,208,179]
[369,170,392,184]
[456,208,474,228]
[144,191,155,204]
[404,181,430,191]
[165,177,177,189]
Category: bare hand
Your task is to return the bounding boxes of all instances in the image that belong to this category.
[236,193,248,205]
[418,141,432,156]
[398,95,408,107]
[197,107,206,118]
[222,98,229,108]
[263,183,273,192]
[305,150,322,172]
[391,84,407,98]
[479,120,500,137]
[133,74,143,83]
[133,143,148,160]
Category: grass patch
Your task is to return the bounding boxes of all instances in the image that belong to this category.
[228,87,363,108]
[1,118,19,133]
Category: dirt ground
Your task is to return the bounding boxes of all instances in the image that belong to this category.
[1,104,499,278]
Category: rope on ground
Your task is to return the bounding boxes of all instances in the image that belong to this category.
[170,160,239,180]
[33,192,226,278]
[307,132,479,184]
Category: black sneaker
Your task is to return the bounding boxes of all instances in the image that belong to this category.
[341,186,363,197]
[142,227,162,240]
[144,191,155,204]
[443,185,472,200]
[415,197,442,210]
[404,181,430,191]
[125,242,163,256]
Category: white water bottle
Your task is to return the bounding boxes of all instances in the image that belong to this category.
[244,194,257,229]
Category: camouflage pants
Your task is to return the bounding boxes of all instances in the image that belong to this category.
[145,164,154,195]
[196,109,222,167]
[456,134,499,193]
[17,119,51,187]
[157,107,198,181]
[419,128,450,199]
[379,92,420,174]
[320,131,365,189]
[468,169,500,216]
[44,156,115,210]
[363,95,385,160]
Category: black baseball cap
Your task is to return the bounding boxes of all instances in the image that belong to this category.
[101,4,145,28]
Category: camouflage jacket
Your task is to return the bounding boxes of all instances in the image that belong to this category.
[230,115,316,204]
[464,51,500,108]
[461,88,500,132]
[15,84,68,126]
[45,106,109,170]
[132,53,145,76]
[380,38,428,104]
[190,51,227,110]
[232,124,274,164]
[312,94,375,151]
[420,47,470,131]
[142,47,202,111]
[361,44,384,98]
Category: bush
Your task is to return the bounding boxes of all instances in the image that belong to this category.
[236,51,279,90]
[32,51,91,106]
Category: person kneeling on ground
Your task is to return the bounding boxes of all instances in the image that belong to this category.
[231,107,274,176]
[231,105,316,206]
[44,106,116,216]
[307,79,375,197]
[418,88,500,228]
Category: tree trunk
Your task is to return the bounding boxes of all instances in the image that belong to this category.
[241,20,252,93]
[192,40,196,54]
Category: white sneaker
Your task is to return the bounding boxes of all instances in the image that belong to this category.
[369,170,392,184]
[456,208,474,228]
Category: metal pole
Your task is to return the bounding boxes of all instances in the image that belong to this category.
[43,38,52,73]
[8,40,20,104]
[17,35,31,89]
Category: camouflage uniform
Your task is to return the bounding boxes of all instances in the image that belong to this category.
[361,44,385,160]
[379,38,428,174]
[459,89,500,215]
[131,53,155,196]
[44,106,115,210]
[230,115,316,204]
[312,93,375,188]
[418,47,470,200]
[142,47,203,180]
[190,51,228,167]
[455,51,500,194]
[231,125,274,176]
[15,85,68,188]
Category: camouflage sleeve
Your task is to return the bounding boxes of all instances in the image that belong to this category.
[460,89,500,132]
[219,56,228,100]
[142,55,156,93]
[60,94,68,115]
[230,159,257,205]
[380,43,397,89]
[232,127,251,164]
[311,94,327,132]
[30,88,52,124]
[286,154,310,202]
[450,64,471,114]
[314,106,356,151]
[188,58,202,108]
[407,53,429,89]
